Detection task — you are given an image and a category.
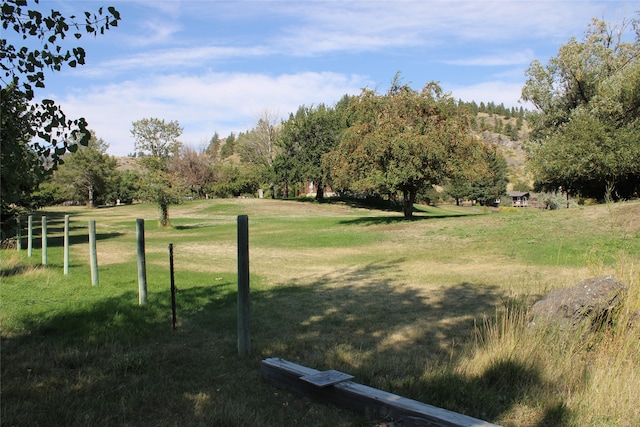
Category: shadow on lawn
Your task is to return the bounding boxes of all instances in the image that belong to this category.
[250,260,572,425]
[292,196,404,213]
[338,208,476,226]
[339,214,463,226]
[16,210,125,249]
[0,282,254,426]
[2,260,572,426]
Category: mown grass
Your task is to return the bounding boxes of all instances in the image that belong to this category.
[1,198,639,426]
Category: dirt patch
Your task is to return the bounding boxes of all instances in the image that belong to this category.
[71,242,137,266]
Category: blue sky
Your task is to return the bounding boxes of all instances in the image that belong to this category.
[18,1,638,155]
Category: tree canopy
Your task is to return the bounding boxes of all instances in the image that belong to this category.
[1,0,120,162]
[130,118,183,227]
[276,100,349,201]
[522,15,640,200]
[1,0,120,234]
[327,78,486,217]
[237,111,280,169]
[54,132,118,207]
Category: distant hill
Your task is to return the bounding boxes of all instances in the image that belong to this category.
[468,107,532,191]
[115,156,143,172]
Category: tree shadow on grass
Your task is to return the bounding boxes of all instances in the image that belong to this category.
[2,260,574,426]
[339,210,477,226]
[420,360,571,426]
[16,211,124,249]
[248,261,573,425]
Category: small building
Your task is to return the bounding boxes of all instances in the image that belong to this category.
[508,191,529,207]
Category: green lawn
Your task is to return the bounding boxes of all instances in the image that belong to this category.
[2,198,639,426]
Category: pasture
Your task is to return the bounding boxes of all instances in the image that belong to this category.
[1,198,639,426]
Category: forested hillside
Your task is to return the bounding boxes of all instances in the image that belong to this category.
[456,102,531,192]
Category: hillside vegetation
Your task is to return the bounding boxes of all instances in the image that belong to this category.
[2,198,639,426]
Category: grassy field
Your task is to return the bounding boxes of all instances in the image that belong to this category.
[1,198,639,426]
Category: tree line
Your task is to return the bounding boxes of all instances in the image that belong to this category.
[28,77,511,224]
[2,1,639,234]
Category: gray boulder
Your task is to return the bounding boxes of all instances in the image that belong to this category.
[529,276,627,330]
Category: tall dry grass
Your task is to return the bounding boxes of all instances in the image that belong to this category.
[458,257,640,426]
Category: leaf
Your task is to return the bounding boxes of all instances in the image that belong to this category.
[1,4,14,14]
[108,7,121,20]
[27,10,42,21]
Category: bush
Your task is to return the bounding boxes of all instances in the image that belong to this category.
[537,192,577,210]
[209,178,259,198]
[31,181,66,207]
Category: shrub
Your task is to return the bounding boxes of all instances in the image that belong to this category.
[537,192,577,209]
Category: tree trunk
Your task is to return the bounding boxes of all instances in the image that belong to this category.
[402,188,416,218]
[159,203,170,227]
[88,185,94,208]
[315,182,324,202]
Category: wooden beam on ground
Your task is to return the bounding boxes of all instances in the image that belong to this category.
[261,358,500,427]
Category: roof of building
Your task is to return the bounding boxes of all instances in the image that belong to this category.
[508,191,530,197]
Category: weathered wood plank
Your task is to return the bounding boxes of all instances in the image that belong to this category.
[261,358,501,427]
[300,370,354,387]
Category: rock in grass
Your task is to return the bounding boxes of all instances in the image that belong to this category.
[529,276,627,330]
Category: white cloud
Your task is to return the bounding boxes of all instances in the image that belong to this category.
[126,18,183,47]
[39,0,633,158]
[66,0,634,88]
[56,71,534,157]
[56,71,369,156]
[443,49,536,66]
[80,45,273,77]
[269,1,612,54]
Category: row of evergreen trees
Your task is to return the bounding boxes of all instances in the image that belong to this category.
[459,101,527,140]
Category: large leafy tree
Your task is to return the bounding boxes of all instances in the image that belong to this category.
[237,111,280,168]
[170,145,215,199]
[1,0,120,234]
[328,78,485,218]
[236,111,281,188]
[113,169,140,205]
[522,15,640,200]
[446,143,508,206]
[205,132,222,160]
[272,144,301,198]
[275,99,349,201]
[467,143,508,206]
[130,118,183,227]
[1,85,40,228]
[54,132,118,207]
